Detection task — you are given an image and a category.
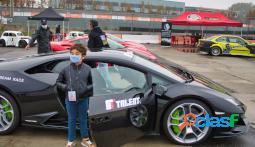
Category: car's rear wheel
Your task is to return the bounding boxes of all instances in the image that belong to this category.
[0,40,6,47]
[163,99,212,145]
[0,90,20,134]
[210,47,221,56]
[18,40,27,48]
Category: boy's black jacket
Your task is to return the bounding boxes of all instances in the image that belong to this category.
[56,63,93,100]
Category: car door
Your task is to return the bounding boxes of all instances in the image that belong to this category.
[21,59,70,124]
[88,61,156,147]
[228,37,249,55]
[47,59,71,115]
[3,33,11,46]
[215,36,229,54]
[8,33,16,46]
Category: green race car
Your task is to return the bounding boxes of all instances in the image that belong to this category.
[198,35,255,57]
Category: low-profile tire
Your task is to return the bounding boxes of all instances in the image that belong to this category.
[0,90,20,135]
[163,99,212,145]
[209,47,221,56]
[18,40,27,48]
[0,40,6,47]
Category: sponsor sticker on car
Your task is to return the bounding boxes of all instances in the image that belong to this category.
[105,97,141,110]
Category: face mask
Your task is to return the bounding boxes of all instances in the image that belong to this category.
[41,25,47,29]
[70,55,81,63]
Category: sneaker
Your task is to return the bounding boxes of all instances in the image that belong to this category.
[81,139,95,147]
[65,141,76,147]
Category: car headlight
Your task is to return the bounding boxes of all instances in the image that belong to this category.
[224,97,240,106]
[211,90,241,106]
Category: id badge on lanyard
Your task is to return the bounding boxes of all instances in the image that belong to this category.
[68,66,77,102]
[68,91,76,101]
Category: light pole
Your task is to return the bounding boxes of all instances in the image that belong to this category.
[9,0,14,18]
[131,13,134,32]
[0,5,2,21]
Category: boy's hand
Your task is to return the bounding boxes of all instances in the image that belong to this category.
[56,83,68,91]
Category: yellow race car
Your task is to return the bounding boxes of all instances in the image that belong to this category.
[198,35,255,57]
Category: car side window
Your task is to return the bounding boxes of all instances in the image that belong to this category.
[152,75,172,86]
[236,38,246,46]
[229,37,246,45]
[51,60,70,73]
[216,37,227,43]
[90,62,148,96]
[228,37,238,43]
[3,33,8,36]
[25,60,70,74]
[9,33,16,37]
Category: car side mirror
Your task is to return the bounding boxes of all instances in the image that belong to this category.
[153,84,168,96]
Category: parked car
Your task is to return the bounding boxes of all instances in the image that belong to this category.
[198,35,255,57]
[0,31,31,48]
[107,34,148,51]
[50,36,157,60]
[65,31,85,40]
[0,51,248,146]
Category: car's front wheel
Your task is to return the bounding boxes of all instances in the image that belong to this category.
[18,40,27,48]
[163,99,212,145]
[210,47,221,56]
[0,90,20,134]
[0,40,6,47]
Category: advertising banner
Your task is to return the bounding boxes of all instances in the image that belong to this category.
[161,22,172,46]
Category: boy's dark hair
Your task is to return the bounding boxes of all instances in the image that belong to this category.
[70,44,87,56]
[90,19,98,28]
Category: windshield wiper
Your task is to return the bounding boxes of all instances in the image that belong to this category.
[183,70,194,83]
[168,65,194,83]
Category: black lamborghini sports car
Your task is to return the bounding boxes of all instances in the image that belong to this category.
[0,50,248,147]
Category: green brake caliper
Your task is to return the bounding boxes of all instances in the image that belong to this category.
[171,109,181,135]
[2,100,12,120]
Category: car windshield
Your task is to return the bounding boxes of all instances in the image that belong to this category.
[17,32,23,36]
[134,55,193,83]
[107,34,125,42]
[107,39,126,50]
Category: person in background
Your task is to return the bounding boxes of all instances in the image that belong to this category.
[25,19,52,54]
[55,24,61,42]
[56,44,94,147]
[87,19,109,52]
[87,19,113,88]
[50,30,54,42]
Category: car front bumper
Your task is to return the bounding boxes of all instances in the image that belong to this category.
[213,114,249,138]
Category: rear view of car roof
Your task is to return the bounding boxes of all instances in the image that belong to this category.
[0,50,135,71]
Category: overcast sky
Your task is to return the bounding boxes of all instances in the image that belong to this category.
[172,0,255,9]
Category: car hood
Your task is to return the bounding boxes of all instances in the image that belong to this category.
[187,72,232,95]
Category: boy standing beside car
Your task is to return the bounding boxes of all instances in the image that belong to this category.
[56,44,94,147]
